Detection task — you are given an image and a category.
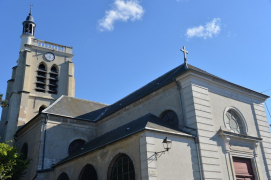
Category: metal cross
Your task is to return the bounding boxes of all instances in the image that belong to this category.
[180,46,188,63]
[30,4,33,14]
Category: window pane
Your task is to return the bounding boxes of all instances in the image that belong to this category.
[111,155,135,180]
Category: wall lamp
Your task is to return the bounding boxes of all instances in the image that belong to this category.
[154,137,172,160]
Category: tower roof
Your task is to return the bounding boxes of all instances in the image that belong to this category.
[25,13,34,22]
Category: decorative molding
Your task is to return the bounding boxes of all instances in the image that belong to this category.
[223,106,248,134]
[219,129,262,142]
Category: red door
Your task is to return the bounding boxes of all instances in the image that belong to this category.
[232,157,255,180]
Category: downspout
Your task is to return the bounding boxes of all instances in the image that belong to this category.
[195,138,204,180]
[173,78,185,126]
[41,113,48,170]
[174,77,203,180]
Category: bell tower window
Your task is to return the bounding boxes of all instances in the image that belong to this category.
[48,65,58,94]
[36,63,47,92]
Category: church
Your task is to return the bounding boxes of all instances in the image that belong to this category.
[1,9,271,180]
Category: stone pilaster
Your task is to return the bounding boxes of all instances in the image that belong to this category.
[182,80,223,179]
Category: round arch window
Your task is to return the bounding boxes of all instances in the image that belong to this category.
[160,110,179,127]
[39,105,47,114]
[68,139,86,155]
[57,172,70,180]
[225,109,244,134]
[111,155,135,180]
[20,143,28,159]
[79,164,98,180]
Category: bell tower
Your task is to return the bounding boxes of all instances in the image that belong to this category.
[0,6,75,143]
[20,5,36,50]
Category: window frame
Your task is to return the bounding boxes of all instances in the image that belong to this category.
[107,153,136,180]
[159,110,179,127]
[223,107,248,135]
[78,164,98,180]
[57,172,70,180]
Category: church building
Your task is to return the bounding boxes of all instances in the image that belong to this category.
[1,9,271,180]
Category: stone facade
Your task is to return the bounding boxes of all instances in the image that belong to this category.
[0,33,75,143]
[1,11,271,180]
[14,70,271,180]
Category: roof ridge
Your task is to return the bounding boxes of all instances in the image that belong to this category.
[42,95,64,113]
[110,64,185,105]
[96,64,186,121]
[64,96,109,106]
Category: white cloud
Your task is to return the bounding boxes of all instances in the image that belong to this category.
[186,18,221,39]
[98,0,144,32]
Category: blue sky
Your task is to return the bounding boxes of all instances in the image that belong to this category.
[0,0,271,127]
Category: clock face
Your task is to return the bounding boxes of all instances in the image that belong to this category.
[45,53,55,61]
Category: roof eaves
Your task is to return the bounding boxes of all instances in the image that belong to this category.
[189,68,270,99]
[145,127,195,138]
[44,113,96,122]
[16,113,43,134]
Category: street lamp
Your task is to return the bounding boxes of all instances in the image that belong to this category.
[162,137,172,151]
[151,137,172,160]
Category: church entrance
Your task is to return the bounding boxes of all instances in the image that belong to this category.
[232,157,255,180]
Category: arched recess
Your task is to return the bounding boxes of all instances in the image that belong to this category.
[57,172,70,180]
[36,62,47,92]
[107,153,135,180]
[68,139,86,155]
[78,164,98,180]
[159,110,179,127]
[223,107,248,134]
[20,143,28,159]
[48,65,58,94]
[39,105,47,114]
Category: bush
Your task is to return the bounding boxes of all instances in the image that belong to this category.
[0,141,31,180]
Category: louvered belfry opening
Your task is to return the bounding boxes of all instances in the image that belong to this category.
[36,63,47,92]
[48,65,58,94]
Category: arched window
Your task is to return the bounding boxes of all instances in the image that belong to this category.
[109,154,135,180]
[68,139,86,155]
[79,164,98,180]
[224,109,245,134]
[160,110,179,127]
[20,143,28,159]
[48,65,58,94]
[36,63,47,92]
[57,172,70,180]
[39,105,47,114]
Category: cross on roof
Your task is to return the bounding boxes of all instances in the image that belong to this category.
[30,4,33,14]
[180,46,188,64]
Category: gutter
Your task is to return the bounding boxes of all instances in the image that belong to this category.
[41,114,49,170]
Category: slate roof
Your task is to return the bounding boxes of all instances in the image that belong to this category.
[53,113,194,167]
[42,96,108,121]
[43,63,269,121]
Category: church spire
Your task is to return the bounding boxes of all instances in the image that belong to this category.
[29,4,33,15]
[22,4,36,36]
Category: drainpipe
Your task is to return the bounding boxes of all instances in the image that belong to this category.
[195,138,204,180]
[174,77,203,180]
[41,114,48,170]
[173,78,185,126]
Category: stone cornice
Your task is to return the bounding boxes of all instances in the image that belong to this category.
[24,44,74,57]
[218,129,262,142]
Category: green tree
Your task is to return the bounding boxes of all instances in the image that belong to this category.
[0,142,31,180]
[0,93,8,108]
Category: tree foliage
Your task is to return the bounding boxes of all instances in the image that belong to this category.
[0,142,31,180]
[0,93,8,108]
